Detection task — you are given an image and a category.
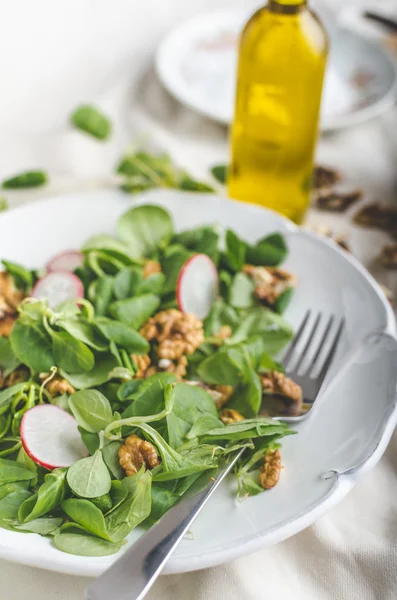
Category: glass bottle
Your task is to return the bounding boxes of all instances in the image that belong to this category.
[228,0,328,223]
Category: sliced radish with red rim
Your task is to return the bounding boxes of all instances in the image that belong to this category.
[20,405,88,470]
[32,271,84,308]
[46,250,84,273]
[176,253,218,319]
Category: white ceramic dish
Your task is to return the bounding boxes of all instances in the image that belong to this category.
[0,189,395,577]
[156,11,397,131]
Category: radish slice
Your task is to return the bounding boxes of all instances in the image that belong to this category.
[20,405,88,470]
[46,250,83,273]
[176,254,218,319]
[32,271,84,308]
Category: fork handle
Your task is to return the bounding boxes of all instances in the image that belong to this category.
[85,450,243,600]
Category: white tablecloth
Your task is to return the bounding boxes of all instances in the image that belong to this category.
[1,1,397,598]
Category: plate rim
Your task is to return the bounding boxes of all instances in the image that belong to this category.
[0,188,395,577]
[155,9,397,132]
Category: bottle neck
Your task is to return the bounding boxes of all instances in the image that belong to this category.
[268,0,307,14]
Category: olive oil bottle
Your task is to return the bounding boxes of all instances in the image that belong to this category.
[228,0,328,223]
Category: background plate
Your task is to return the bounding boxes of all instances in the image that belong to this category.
[0,189,395,576]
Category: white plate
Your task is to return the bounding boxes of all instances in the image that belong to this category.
[156,11,397,131]
[0,189,396,576]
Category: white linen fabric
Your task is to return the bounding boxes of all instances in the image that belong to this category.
[0,0,396,598]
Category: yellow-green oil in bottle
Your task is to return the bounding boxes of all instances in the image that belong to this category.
[228,0,328,223]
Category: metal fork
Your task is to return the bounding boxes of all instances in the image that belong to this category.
[280,310,345,422]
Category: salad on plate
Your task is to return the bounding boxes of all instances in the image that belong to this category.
[0,204,302,557]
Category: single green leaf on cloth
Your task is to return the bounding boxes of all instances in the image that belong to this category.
[2,171,47,189]
[67,450,111,499]
[210,164,228,184]
[54,532,123,557]
[18,468,67,523]
[70,105,111,140]
[109,294,160,329]
[117,205,173,258]
[0,197,8,212]
[10,320,54,373]
[69,390,113,433]
[51,330,95,373]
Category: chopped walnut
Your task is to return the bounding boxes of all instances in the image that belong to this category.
[0,366,29,390]
[315,188,362,212]
[146,355,188,380]
[243,265,296,306]
[380,284,395,305]
[0,272,25,337]
[215,325,232,341]
[377,244,397,269]
[206,384,234,409]
[259,449,282,490]
[220,409,244,424]
[40,374,75,397]
[260,371,302,417]
[143,260,162,279]
[140,309,204,380]
[132,353,151,378]
[118,434,159,476]
[353,203,397,232]
[313,165,341,190]
[310,226,351,253]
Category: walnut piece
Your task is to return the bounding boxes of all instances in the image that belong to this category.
[315,188,362,212]
[132,353,151,378]
[313,165,341,190]
[260,371,302,417]
[243,265,296,306]
[259,449,282,490]
[206,384,234,409]
[118,434,160,476]
[143,260,162,279]
[140,309,204,380]
[215,325,232,341]
[40,374,75,397]
[0,272,25,337]
[354,203,397,232]
[220,409,244,424]
[0,366,30,390]
[378,244,397,269]
[310,226,351,253]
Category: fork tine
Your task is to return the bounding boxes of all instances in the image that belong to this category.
[294,312,322,373]
[316,318,345,381]
[283,310,311,368]
[304,314,334,376]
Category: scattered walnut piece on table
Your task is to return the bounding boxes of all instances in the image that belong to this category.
[310,225,351,253]
[143,260,162,279]
[259,448,283,490]
[260,371,302,417]
[40,374,75,397]
[377,244,397,269]
[118,434,159,477]
[243,265,296,306]
[315,188,362,212]
[220,409,244,424]
[353,203,397,232]
[313,165,342,190]
[380,284,395,305]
